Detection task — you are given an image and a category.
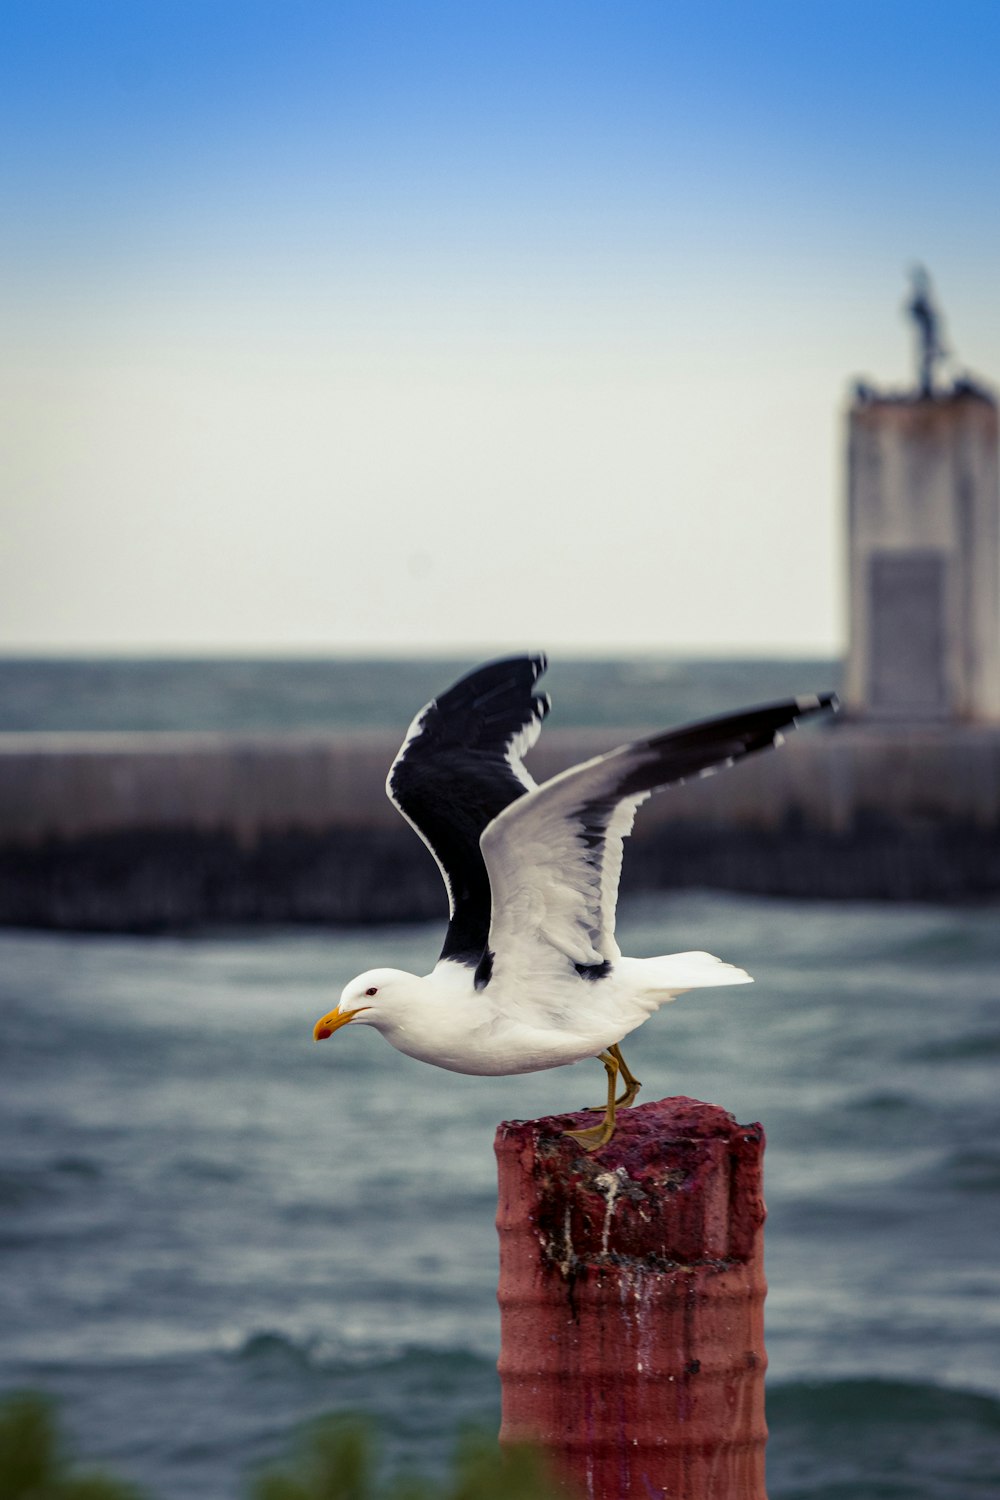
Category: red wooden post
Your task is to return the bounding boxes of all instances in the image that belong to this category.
[495,1096,767,1500]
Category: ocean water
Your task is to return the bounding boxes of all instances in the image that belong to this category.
[3,894,1000,1499]
[0,654,840,734]
[1,656,999,1496]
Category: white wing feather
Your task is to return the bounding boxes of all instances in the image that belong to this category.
[480,745,648,971]
[480,691,838,982]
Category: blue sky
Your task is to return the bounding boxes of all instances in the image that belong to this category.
[2,1,999,654]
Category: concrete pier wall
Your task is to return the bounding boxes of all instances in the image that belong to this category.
[2,725,999,929]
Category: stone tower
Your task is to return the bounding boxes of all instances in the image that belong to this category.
[845,276,1000,722]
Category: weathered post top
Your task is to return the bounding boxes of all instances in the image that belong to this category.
[496,1096,767,1500]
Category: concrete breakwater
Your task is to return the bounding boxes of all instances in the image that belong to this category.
[2,724,999,930]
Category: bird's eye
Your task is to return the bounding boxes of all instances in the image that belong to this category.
[364,986,378,997]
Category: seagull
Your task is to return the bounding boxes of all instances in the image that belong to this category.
[314,656,837,1150]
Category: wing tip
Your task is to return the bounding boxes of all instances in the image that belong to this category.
[795,691,840,716]
[772,691,838,749]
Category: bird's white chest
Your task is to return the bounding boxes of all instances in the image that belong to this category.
[376,970,644,1077]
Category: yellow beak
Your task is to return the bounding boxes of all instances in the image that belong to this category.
[313,1005,366,1041]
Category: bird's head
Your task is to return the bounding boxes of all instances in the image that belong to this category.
[312,968,416,1040]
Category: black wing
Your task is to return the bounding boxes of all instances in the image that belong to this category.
[386,654,550,965]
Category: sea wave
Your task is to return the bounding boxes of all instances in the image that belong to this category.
[770,1375,1000,1427]
[940,1149,1000,1193]
[231,1329,494,1382]
[767,1378,1000,1500]
[5,901,1000,1500]
[907,1030,1000,1062]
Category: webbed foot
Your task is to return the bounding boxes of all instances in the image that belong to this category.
[564,1117,616,1152]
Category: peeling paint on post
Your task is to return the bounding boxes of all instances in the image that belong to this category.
[495,1096,767,1500]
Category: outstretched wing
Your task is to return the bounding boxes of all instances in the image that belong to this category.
[480,694,838,980]
[387,654,550,965]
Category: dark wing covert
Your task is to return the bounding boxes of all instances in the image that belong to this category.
[386,654,550,964]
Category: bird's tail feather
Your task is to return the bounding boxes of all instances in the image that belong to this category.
[638,950,753,996]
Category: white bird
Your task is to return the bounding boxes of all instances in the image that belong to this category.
[314,655,836,1149]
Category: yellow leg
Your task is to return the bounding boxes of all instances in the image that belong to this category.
[565,1052,619,1151]
[609,1043,642,1108]
[582,1042,642,1110]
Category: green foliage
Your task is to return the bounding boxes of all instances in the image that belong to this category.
[444,1431,567,1500]
[250,1416,376,1500]
[0,1392,145,1500]
[0,1391,54,1498]
[0,1393,570,1500]
[250,1415,570,1500]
